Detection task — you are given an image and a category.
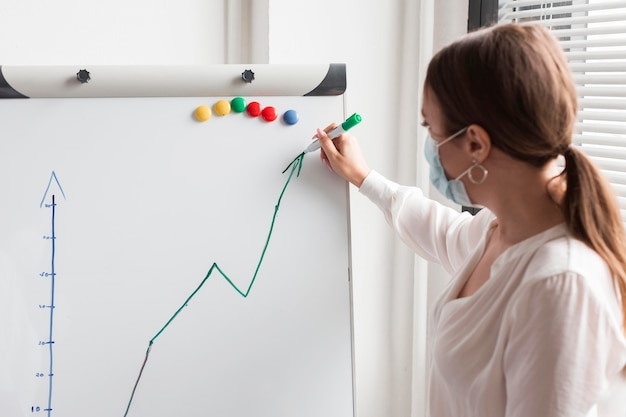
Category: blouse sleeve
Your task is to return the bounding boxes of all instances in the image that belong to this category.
[502,273,626,417]
[358,170,492,274]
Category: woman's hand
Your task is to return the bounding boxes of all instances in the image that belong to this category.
[316,125,371,188]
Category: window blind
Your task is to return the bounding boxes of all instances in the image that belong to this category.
[498,0,626,224]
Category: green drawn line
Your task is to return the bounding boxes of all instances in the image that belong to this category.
[123,152,305,417]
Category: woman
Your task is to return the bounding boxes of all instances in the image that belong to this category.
[316,23,626,416]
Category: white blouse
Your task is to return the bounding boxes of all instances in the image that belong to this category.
[359,170,626,417]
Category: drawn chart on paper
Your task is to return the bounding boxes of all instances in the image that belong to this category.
[0,94,354,417]
[122,152,306,417]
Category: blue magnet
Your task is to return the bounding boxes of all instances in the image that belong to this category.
[283,109,299,125]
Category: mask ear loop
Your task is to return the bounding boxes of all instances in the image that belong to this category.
[468,160,488,185]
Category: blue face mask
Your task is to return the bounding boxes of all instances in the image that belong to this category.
[424,127,481,207]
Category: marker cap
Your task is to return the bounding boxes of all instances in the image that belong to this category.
[341,113,362,132]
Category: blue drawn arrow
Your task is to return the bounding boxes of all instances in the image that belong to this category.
[40,171,66,208]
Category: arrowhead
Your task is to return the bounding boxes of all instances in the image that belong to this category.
[40,171,67,208]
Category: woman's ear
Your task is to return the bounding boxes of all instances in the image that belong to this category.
[465,124,491,163]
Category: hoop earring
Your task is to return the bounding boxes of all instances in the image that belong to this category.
[468,160,488,185]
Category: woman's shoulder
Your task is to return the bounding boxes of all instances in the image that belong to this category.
[524,225,609,280]
[514,225,621,325]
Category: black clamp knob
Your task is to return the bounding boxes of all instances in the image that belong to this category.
[241,69,255,83]
[76,69,91,84]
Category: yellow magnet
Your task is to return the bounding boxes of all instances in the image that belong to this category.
[214,99,231,116]
[194,105,211,122]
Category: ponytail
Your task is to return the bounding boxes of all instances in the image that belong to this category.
[562,146,626,333]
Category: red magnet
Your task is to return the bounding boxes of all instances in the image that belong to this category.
[246,101,262,117]
[261,106,278,122]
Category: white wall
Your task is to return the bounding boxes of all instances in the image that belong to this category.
[0,0,226,65]
[269,4,414,415]
[268,1,467,416]
[0,1,467,416]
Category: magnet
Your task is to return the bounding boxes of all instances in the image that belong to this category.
[214,99,231,116]
[194,105,212,122]
[282,109,299,125]
[246,101,262,117]
[231,97,246,113]
[261,106,278,122]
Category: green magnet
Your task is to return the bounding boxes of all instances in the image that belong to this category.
[231,97,246,113]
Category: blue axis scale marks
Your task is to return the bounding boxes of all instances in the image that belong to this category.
[41,195,57,416]
[35,171,66,416]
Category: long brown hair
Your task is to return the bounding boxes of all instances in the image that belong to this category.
[425,23,626,333]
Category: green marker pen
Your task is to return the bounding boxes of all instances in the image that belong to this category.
[304,112,362,153]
